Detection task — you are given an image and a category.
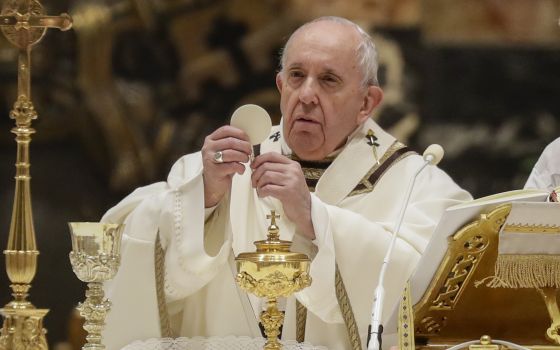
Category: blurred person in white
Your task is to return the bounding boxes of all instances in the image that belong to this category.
[525,137,560,193]
[101,16,471,350]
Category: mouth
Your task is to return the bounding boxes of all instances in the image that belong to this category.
[294,116,318,124]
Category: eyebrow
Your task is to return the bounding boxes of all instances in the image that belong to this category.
[323,68,341,76]
[286,63,342,77]
[286,63,303,70]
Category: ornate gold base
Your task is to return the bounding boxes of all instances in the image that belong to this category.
[0,306,48,350]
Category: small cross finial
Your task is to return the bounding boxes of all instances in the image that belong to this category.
[267,210,280,226]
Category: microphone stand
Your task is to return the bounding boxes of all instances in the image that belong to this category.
[367,146,442,350]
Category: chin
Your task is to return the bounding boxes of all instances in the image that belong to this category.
[291,145,326,161]
[287,132,329,159]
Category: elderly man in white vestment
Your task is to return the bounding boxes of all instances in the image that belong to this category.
[102,16,472,350]
[525,137,560,191]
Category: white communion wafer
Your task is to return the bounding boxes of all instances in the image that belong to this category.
[230,104,272,145]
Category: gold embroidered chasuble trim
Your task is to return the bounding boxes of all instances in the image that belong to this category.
[335,264,363,350]
[294,140,415,348]
[398,281,415,349]
[349,141,414,196]
[295,300,307,343]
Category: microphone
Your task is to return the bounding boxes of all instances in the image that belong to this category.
[423,144,444,166]
[367,144,444,350]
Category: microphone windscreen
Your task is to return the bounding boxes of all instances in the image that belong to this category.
[423,144,444,165]
[230,104,272,145]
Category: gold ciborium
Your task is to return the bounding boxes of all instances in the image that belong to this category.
[68,222,124,350]
[236,211,312,350]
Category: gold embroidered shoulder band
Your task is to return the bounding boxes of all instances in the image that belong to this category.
[334,142,415,348]
[350,141,415,197]
[290,155,334,193]
[295,141,416,348]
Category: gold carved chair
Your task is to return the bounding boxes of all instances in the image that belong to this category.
[398,204,560,349]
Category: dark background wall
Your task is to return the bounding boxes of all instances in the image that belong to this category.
[0,0,559,348]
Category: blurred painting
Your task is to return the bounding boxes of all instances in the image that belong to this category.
[423,0,560,45]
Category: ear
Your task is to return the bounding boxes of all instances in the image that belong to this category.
[276,72,284,93]
[356,85,383,124]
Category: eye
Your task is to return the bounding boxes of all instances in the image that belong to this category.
[288,70,304,79]
[320,74,340,86]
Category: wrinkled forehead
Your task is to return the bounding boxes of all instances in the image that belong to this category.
[283,21,362,66]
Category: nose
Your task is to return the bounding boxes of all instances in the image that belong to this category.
[298,78,319,105]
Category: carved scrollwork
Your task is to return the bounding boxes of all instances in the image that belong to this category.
[418,315,446,334]
[236,271,311,298]
[260,306,284,342]
[73,282,111,348]
[413,205,511,337]
[431,253,479,310]
[69,251,120,283]
[77,297,110,324]
[546,321,560,344]
[0,311,48,350]
[9,95,37,127]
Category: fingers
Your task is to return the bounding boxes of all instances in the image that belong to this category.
[206,126,252,155]
[251,152,290,169]
[251,162,290,188]
[202,126,252,173]
[255,183,284,199]
[205,152,247,175]
[217,162,246,176]
[214,149,251,164]
[209,125,250,142]
[251,154,303,196]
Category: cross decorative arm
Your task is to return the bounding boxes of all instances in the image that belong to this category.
[0,12,71,31]
[0,0,72,48]
[0,0,72,125]
[267,210,281,228]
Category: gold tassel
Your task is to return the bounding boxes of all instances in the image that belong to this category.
[476,254,560,289]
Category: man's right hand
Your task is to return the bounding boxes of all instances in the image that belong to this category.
[202,126,252,208]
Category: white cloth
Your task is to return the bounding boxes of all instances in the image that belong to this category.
[102,118,471,350]
[525,137,560,190]
[498,202,560,255]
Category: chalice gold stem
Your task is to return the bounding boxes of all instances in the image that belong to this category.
[261,297,284,350]
[77,282,111,350]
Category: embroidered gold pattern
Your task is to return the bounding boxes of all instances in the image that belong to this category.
[335,264,362,350]
[290,155,333,193]
[413,205,510,337]
[503,223,560,234]
[349,142,415,197]
[302,168,324,180]
[296,300,307,343]
[293,142,413,346]
[398,281,415,350]
[155,233,173,337]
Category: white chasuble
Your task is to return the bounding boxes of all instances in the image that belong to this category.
[102,118,471,350]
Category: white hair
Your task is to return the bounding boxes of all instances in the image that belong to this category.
[279,16,379,87]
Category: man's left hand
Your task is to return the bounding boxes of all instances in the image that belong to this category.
[251,152,315,240]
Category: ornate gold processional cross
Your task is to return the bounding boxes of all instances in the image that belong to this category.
[0,1,71,349]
